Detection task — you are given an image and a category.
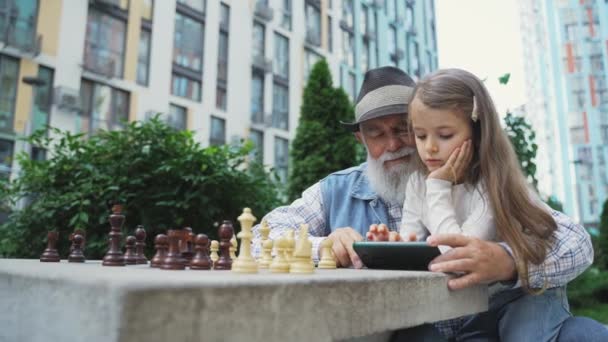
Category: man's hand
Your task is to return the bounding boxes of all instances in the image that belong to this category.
[327,228,364,268]
[428,140,472,183]
[426,234,517,290]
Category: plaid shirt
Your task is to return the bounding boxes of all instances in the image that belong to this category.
[251,179,594,338]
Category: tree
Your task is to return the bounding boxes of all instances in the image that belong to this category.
[599,199,608,269]
[287,60,358,201]
[0,118,282,259]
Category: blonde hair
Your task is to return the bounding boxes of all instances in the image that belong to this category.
[409,68,556,291]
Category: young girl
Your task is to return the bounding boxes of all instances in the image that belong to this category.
[369,69,570,341]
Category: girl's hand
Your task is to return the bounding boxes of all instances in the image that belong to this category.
[366,224,415,242]
[428,140,472,184]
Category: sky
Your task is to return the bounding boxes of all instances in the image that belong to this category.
[435,0,526,115]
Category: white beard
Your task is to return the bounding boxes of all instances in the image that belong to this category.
[365,147,416,206]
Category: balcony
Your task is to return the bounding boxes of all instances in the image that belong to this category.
[254,2,274,22]
[272,111,289,130]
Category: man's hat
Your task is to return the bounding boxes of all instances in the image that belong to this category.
[341,66,416,131]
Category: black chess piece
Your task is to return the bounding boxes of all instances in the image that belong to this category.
[103,204,126,266]
[151,234,168,268]
[214,220,234,270]
[191,234,212,270]
[135,226,148,264]
[161,229,186,270]
[124,236,138,265]
[68,234,86,263]
[40,231,60,262]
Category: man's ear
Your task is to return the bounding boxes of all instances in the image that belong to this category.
[354,132,363,144]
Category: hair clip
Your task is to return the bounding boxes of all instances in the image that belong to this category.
[471,96,479,122]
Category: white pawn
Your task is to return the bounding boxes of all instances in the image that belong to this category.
[210,240,219,265]
[318,238,337,269]
[259,239,273,269]
[270,238,290,273]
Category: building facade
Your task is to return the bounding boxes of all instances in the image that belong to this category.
[519,0,608,227]
[0,0,437,184]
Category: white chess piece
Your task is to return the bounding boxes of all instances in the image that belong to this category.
[318,238,337,269]
[290,224,314,274]
[232,208,259,273]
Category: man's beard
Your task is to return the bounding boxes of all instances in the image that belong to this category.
[365,147,416,205]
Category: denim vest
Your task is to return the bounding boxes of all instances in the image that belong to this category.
[319,163,390,237]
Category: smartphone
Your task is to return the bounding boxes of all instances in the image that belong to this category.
[352,241,441,271]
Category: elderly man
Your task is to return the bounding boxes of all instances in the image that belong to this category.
[252,66,603,341]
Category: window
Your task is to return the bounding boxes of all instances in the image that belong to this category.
[0,139,13,179]
[272,83,289,130]
[274,33,290,80]
[342,0,354,28]
[411,40,420,78]
[252,22,265,60]
[32,66,54,134]
[279,0,292,30]
[210,116,226,145]
[360,4,368,35]
[0,55,19,132]
[137,28,151,86]
[388,26,397,66]
[249,129,264,163]
[274,137,289,183]
[83,7,127,78]
[304,49,321,82]
[31,146,46,162]
[406,4,414,29]
[216,3,230,110]
[177,0,205,13]
[172,73,201,101]
[167,104,187,130]
[80,79,130,133]
[173,13,204,71]
[305,1,321,46]
[251,72,265,123]
[0,0,40,52]
[341,29,354,67]
[327,15,333,52]
[172,8,204,101]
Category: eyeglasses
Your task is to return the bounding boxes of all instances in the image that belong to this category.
[360,123,412,144]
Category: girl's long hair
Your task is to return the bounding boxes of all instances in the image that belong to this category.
[409,68,556,291]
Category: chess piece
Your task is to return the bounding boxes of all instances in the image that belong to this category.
[229,234,237,260]
[40,231,60,262]
[318,238,337,269]
[69,228,86,253]
[290,224,314,274]
[181,227,194,267]
[135,226,148,264]
[191,234,212,270]
[151,234,168,268]
[103,204,126,266]
[214,220,234,270]
[210,240,219,265]
[270,238,289,273]
[161,229,186,270]
[233,208,259,273]
[258,239,273,269]
[68,234,86,263]
[124,236,138,265]
[285,230,295,264]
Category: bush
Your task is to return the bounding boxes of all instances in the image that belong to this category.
[0,118,282,259]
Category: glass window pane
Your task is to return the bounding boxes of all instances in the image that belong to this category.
[252,23,265,59]
[251,73,264,123]
[210,116,226,145]
[272,83,289,130]
[0,139,13,178]
[274,33,289,79]
[0,56,19,132]
[84,8,126,78]
[171,73,201,101]
[32,66,54,133]
[2,0,38,50]
[168,104,187,130]
[137,28,151,85]
[173,13,204,71]
[249,129,264,163]
[274,137,288,182]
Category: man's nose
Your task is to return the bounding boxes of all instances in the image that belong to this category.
[385,135,405,152]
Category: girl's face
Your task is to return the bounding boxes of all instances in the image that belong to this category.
[410,96,473,172]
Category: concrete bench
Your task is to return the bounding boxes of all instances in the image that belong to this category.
[0,259,488,342]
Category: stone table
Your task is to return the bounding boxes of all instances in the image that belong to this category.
[0,259,487,342]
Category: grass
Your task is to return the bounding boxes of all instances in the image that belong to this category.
[571,303,608,324]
